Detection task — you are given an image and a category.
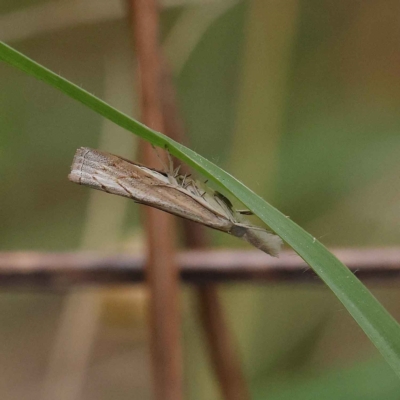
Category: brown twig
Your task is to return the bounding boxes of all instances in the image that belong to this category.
[160,56,251,400]
[1,248,400,288]
[130,1,182,399]
[197,285,251,400]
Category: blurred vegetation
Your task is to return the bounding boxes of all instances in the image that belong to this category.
[1,0,400,399]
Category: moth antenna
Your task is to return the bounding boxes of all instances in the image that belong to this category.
[151,145,169,172]
[166,150,175,176]
[204,179,208,184]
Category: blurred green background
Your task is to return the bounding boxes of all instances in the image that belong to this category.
[1,0,400,399]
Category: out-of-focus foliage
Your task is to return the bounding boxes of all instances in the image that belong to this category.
[0,0,47,14]
[1,1,400,399]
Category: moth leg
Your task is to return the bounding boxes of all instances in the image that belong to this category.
[188,183,200,196]
[182,174,192,187]
[192,183,202,197]
[173,165,181,177]
[181,174,188,187]
[183,179,194,189]
[237,209,254,216]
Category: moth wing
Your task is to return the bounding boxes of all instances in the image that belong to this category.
[69,147,168,196]
[230,224,283,257]
[136,183,233,232]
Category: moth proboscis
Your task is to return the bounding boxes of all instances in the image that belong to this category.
[68,147,282,257]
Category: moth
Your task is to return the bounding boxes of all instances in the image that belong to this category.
[68,147,282,257]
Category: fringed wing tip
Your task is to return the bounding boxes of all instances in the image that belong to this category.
[258,233,283,257]
[231,224,283,257]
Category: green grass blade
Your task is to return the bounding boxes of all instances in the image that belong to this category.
[1,41,400,377]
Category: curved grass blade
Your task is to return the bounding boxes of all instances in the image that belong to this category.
[1,41,400,377]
